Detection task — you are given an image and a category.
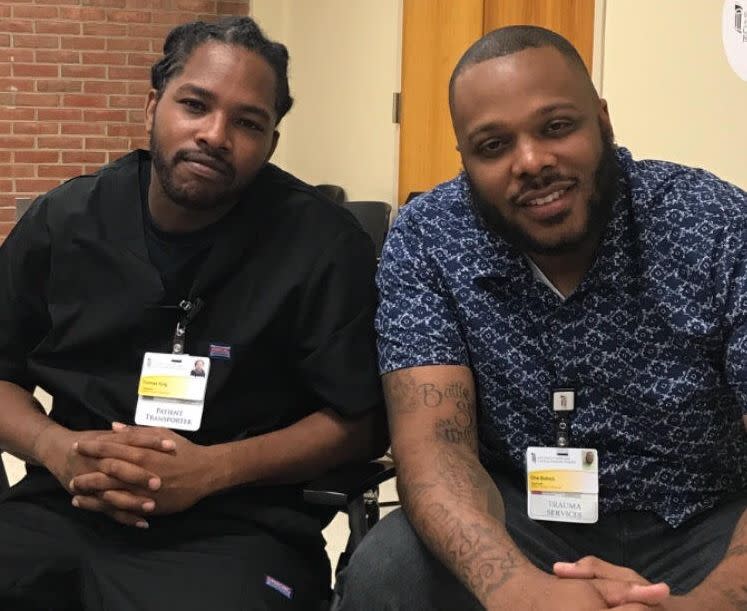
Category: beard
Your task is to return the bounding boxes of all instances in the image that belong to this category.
[149,119,246,212]
[469,127,619,256]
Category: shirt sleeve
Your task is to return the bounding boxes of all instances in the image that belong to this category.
[0,198,52,390]
[293,227,383,418]
[724,220,747,416]
[375,208,469,374]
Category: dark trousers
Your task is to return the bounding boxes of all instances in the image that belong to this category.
[335,473,747,610]
[0,494,329,611]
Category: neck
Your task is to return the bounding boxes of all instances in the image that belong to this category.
[527,239,599,298]
[147,168,235,234]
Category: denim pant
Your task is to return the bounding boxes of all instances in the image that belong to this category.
[335,472,746,611]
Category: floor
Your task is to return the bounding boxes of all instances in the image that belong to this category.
[1,388,399,579]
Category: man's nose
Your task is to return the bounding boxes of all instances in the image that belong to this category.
[196,113,231,151]
[510,136,555,179]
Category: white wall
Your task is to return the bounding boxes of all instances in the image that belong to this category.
[601,0,747,190]
[252,0,401,206]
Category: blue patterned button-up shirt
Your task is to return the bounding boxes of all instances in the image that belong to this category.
[377,147,747,526]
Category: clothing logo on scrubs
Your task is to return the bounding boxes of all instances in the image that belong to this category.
[208,343,232,360]
[265,575,293,599]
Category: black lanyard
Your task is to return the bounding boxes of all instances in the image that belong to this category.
[171,298,205,354]
[551,388,575,447]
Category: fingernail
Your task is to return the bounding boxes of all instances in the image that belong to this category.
[136,520,149,529]
[72,497,80,507]
[162,440,176,450]
[69,479,76,491]
[148,478,161,490]
[142,501,155,512]
[72,441,78,450]
[112,422,126,430]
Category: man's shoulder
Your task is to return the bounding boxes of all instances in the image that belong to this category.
[623,149,747,227]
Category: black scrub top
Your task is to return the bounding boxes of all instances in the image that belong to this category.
[0,150,383,548]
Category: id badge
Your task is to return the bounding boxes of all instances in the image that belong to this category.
[526,447,599,524]
[134,352,210,431]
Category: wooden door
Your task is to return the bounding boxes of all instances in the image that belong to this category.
[398,0,596,205]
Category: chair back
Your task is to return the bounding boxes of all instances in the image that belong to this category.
[315,184,347,205]
[342,201,392,258]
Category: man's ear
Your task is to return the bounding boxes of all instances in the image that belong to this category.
[266,130,280,162]
[144,89,158,136]
[598,98,614,140]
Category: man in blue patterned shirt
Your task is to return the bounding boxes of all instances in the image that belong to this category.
[337,26,747,611]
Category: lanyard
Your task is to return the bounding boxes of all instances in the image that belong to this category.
[551,388,575,447]
[171,298,205,354]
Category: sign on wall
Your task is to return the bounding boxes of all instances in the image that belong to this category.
[724,0,747,80]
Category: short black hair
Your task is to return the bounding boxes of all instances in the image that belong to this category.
[151,16,293,123]
[449,25,592,113]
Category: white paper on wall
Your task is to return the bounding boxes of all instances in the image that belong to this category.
[724,0,747,80]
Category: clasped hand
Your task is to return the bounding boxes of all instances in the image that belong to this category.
[49,423,211,528]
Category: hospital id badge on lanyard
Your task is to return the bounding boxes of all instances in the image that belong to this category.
[134,299,210,431]
[525,389,599,524]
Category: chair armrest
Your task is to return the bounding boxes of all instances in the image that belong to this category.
[302,459,395,507]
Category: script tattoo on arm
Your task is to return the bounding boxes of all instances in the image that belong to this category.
[386,369,527,606]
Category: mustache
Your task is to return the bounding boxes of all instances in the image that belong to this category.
[510,172,572,205]
[175,149,233,177]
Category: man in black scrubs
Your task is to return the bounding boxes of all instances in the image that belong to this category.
[0,17,385,610]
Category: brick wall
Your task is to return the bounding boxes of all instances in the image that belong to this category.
[0,0,250,241]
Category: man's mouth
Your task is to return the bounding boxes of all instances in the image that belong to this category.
[178,152,230,177]
[515,180,576,207]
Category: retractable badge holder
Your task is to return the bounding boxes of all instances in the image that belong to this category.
[172,298,205,354]
[552,388,575,447]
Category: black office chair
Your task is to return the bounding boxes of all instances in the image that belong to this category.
[342,201,392,258]
[315,184,347,205]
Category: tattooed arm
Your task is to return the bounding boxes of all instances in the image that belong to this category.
[385,364,608,610]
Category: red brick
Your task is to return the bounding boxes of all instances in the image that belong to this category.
[84,80,126,94]
[36,20,81,35]
[108,65,149,80]
[107,151,130,162]
[2,107,35,120]
[82,22,127,36]
[0,78,34,91]
[59,6,106,21]
[0,208,15,222]
[126,52,160,66]
[15,179,64,192]
[36,79,82,93]
[62,122,106,135]
[82,0,127,7]
[0,184,12,199]
[61,65,106,79]
[152,11,194,24]
[128,109,145,123]
[0,65,9,77]
[62,150,106,164]
[38,164,84,178]
[125,0,175,8]
[86,137,129,149]
[62,94,107,108]
[0,48,34,62]
[12,63,58,78]
[126,80,150,95]
[84,109,128,122]
[37,136,83,149]
[13,92,60,107]
[13,34,59,49]
[37,50,79,64]
[0,222,18,237]
[11,5,59,19]
[83,164,103,173]
[81,51,127,66]
[176,0,215,11]
[35,0,79,5]
[0,136,34,149]
[109,95,142,109]
[129,137,147,149]
[0,165,35,178]
[0,123,9,134]
[61,36,106,51]
[0,33,10,47]
[107,37,150,51]
[15,150,59,163]
[0,6,9,18]
[0,19,34,33]
[126,24,170,39]
[38,108,82,121]
[108,123,145,137]
[13,122,58,135]
[217,1,248,14]
[108,9,151,23]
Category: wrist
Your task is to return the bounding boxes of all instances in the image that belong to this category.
[198,443,237,497]
[32,422,70,470]
[483,562,549,610]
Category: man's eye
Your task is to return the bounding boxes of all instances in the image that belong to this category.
[237,118,263,132]
[181,99,205,113]
[546,120,574,134]
[478,139,507,156]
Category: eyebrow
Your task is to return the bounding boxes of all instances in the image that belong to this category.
[467,102,581,141]
[174,83,273,123]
